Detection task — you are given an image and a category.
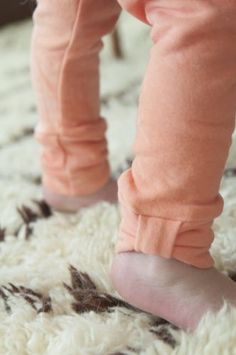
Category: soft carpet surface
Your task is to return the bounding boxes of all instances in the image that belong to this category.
[1,14,236,355]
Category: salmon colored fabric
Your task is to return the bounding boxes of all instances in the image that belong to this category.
[31,0,236,269]
[31,0,121,196]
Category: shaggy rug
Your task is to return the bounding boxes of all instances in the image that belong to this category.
[1,14,236,355]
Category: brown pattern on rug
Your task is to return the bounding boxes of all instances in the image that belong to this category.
[0,283,52,314]
[0,264,179,351]
[0,126,34,149]
[64,265,148,315]
[15,200,52,239]
[224,168,236,177]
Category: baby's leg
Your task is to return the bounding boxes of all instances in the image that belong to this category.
[30,0,121,211]
[111,0,236,330]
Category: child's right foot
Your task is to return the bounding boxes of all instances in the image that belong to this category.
[110,252,236,331]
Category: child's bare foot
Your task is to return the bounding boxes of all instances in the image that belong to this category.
[110,252,236,331]
[43,178,118,212]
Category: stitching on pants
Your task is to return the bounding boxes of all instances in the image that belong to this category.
[57,0,81,195]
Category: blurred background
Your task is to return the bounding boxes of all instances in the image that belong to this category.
[0,0,36,26]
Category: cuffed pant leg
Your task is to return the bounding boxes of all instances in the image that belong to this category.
[116,0,236,268]
[30,0,121,196]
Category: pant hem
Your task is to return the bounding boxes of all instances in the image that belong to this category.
[42,161,111,197]
[116,204,215,269]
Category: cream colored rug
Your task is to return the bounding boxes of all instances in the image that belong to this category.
[1,13,236,355]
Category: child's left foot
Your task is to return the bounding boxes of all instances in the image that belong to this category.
[110,251,236,331]
[43,178,118,212]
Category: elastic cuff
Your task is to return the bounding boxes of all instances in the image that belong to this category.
[42,161,110,197]
[35,117,110,196]
[115,205,215,269]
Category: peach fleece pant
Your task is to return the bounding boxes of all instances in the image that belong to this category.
[30,0,236,269]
